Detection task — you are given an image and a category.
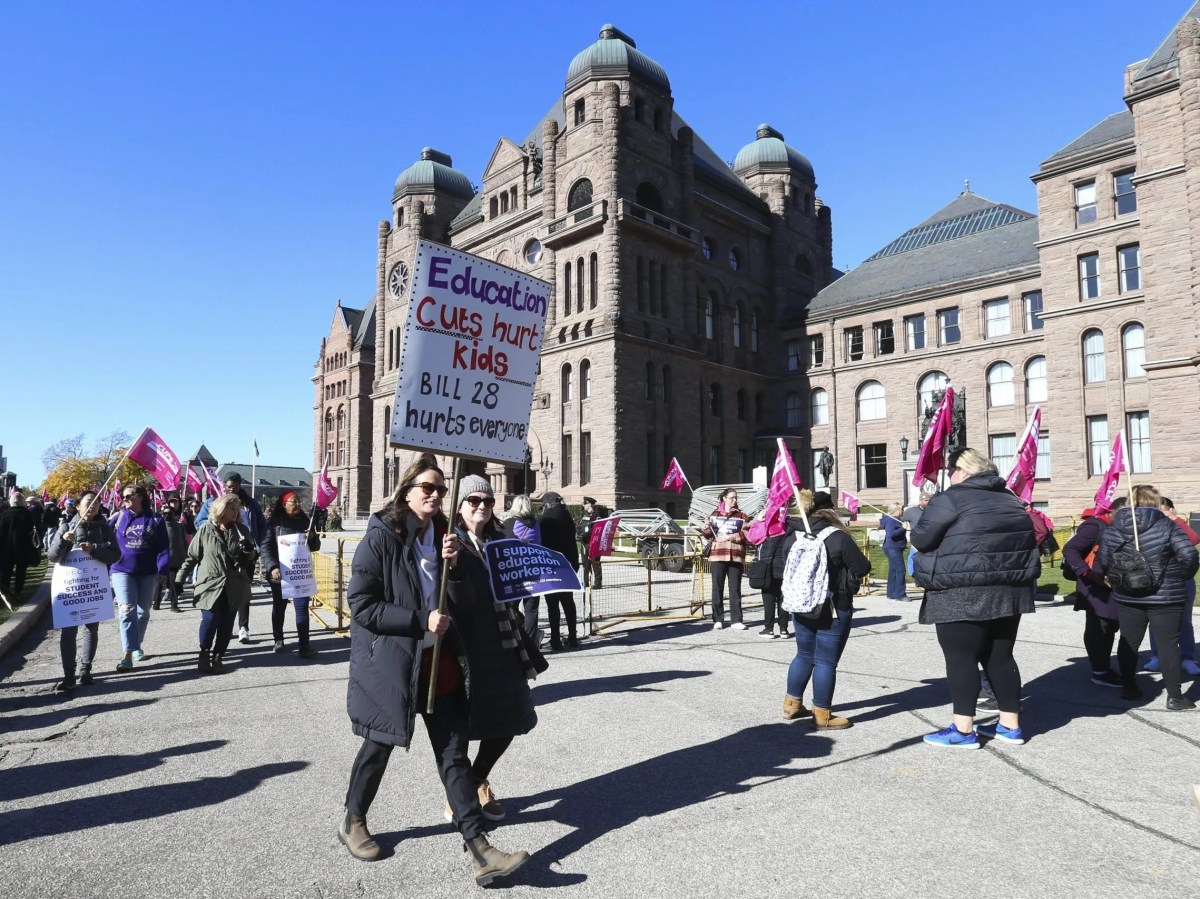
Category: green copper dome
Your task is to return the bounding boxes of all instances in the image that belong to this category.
[733,124,814,181]
[565,25,670,92]
[393,148,474,201]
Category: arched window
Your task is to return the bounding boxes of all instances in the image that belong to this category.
[580,359,591,399]
[636,182,662,212]
[750,309,759,352]
[576,256,584,314]
[1122,323,1146,378]
[786,392,803,429]
[732,303,743,348]
[324,411,333,437]
[561,363,573,403]
[709,383,722,416]
[917,371,950,417]
[645,362,655,400]
[701,237,713,261]
[1025,356,1048,403]
[729,248,741,271]
[567,178,592,212]
[705,294,716,340]
[563,261,572,317]
[811,388,829,426]
[736,389,746,420]
[336,406,346,431]
[589,253,598,309]
[662,366,672,403]
[499,192,508,214]
[987,362,1015,407]
[856,381,886,422]
[1083,329,1106,383]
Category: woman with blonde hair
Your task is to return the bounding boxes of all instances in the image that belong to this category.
[881,500,908,600]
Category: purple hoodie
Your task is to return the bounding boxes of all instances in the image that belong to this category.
[109,508,171,576]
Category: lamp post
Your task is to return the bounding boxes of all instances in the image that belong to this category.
[900,436,909,460]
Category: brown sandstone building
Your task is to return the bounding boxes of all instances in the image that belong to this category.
[316,7,1200,519]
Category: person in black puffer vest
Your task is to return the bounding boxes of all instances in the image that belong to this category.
[1098,484,1200,710]
[912,448,1039,749]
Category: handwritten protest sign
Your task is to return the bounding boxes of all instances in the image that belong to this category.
[277,533,318,599]
[50,549,115,628]
[483,538,582,604]
[587,516,621,559]
[389,240,551,464]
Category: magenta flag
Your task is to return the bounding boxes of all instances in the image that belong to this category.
[747,438,801,545]
[912,385,956,488]
[659,457,687,494]
[184,466,205,498]
[1093,430,1128,515]
[587,516,620,558]
[1005,407,1042,503]
[41,488,50,503]
[202,462,224,499]
[839,490,861,517]
[127,428,183,491]
[316,459,340,510]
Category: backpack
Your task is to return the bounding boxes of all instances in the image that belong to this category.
[780,528,838,615]
[1106,531,1163,597]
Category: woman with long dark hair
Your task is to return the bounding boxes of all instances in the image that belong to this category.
[260,492,321,657]
[338,455,529,886]
[703,488,750,629]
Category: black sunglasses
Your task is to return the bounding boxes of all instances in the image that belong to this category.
[410,482,448,498]
[464,495,496,508]
[122,494,136,500]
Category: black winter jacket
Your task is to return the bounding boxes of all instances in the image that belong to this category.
[259,510,321,577]
[1062,515,1115,619]
[911,472,1039,624]
[1097,506,1200,606]
[760,516,871,611]
[539,504,579,568]
[345,512,471,749]
[454,527,537,740]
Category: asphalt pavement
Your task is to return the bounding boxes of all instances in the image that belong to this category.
[1,580,1198,897]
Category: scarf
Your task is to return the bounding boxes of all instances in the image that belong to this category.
[464,530,537,680]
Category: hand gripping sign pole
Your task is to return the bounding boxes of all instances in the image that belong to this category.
[386,239,550,713]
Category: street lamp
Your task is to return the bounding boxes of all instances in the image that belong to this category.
[899,436,909,460]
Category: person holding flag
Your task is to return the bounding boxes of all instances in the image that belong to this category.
[109,485,170,671]
[702,488,751,630]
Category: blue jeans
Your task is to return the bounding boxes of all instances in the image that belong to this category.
[884,545,907,598]
[787,606,854,708]
[112,573,158,654]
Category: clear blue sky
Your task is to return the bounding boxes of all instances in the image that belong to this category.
[1,1,1183,483]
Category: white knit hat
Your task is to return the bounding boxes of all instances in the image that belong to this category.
[457,474,493,499]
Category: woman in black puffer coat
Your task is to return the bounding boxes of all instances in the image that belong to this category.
[260,492,321,656]
[912,448,1039,749]
[1098,484,1200,709]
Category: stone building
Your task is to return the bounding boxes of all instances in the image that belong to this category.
[314,24,834,514]
[806,4,1200,517]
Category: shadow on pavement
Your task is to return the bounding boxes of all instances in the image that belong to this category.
[532,669,710,705]
[1021,655,1147,736]
[0,759,309,843]
[0,695,158,738]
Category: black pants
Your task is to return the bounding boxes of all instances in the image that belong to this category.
[710,561,743,624]
[471,735,513,783]
[545,591,577,645]
[581,550,602,588]
[1083,608,1120,673]
[520,596,540,643]
[1117,602,1185,696]
[60,623,99,680]
[761,588,789,633]
[344,690,485,840]
[0,557,29,597]
[935,615,1023,716]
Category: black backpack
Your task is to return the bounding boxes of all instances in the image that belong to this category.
[1106,532,1164,597]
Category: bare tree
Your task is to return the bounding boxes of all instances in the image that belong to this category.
[93,430,132,482]
[41,433,86,472]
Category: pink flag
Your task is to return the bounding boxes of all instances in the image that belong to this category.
[839,490,861,517]
[316,459,340,510]
[1093,430,1128,515]
[659,457,687,494]
[912,385,956,488]
[202,462,224,499]
[1005,407,1042,503]
[184,466,205,498]
[587,516,620,558]
[127,428,183,491]
[41,488,50,503]
[747,438,801,545]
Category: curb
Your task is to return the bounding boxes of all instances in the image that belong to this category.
[0,578,51,660]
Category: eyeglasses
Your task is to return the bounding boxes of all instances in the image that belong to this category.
[410,482,448,498]
[464,495,496,508]
[122,494,136,501]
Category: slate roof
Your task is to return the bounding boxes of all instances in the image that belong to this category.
[1132,1,1200,83]
[1040,111,1135,168]
[353,296,376,351]
[218,464,313,490]
[808,192,1039,315]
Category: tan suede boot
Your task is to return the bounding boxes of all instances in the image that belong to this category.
[812,707,851,729]
[782,695,811,720]
[338,812,383,862]
[464,834,530,886]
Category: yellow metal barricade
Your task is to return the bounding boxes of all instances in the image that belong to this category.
[310,536,359,635]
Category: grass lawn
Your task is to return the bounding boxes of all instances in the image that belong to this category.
[0,558,50,626]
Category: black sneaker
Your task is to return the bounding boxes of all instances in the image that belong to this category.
[298,646,319,659]
[52,680,76,694]
[1167,695,1197,711]
[78,669,94,686]
[1121,684,1144,700]
[1091,670,1123,688]
[976,695,999,712]
[758,628,776,639]
[273,640,287,653]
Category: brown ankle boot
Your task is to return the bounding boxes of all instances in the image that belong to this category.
[339,812,383,861]
[782,695,811,720]
[464,834,530,886]
[812,707,851,729]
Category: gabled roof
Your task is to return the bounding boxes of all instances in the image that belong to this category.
[189,445,219,466]
[809,192,1038,315]
[1040,111,1135,168]
[1132,1,1200,83]
[218,464,313,489]
[353,296,376,351]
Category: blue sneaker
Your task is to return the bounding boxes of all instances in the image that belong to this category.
[923,725,980,749]
[1141,656,1160,673]
[975,722,1026,745]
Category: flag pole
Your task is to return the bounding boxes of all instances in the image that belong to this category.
[251,434,257,500]
[1120,431,1139,551]
[96,426,148,498]
[426,454,461,714]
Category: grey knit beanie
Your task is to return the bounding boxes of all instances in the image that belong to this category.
[457,474,493,499]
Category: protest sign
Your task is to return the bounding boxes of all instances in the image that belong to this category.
[389,239,551,464]
[588,516,620,559]
[709,516,745,536]
[50,549,115,628]
[483,538,582,604]
[276,533,318,599]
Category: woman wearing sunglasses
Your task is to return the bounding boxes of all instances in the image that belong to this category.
[450,475,541,827]
[339,455,530,886]
[109,485,170,671]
